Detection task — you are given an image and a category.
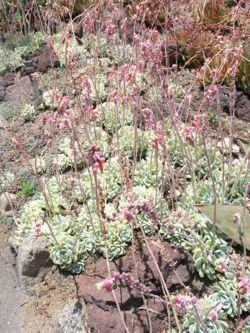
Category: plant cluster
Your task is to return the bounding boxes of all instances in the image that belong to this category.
[4,0,250,332]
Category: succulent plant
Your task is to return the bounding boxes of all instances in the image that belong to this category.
[95,101,133,133]
[42,90,54,109]
[194,0,230,25]
[0,102,17,120]
[89,73,108,103]
[49,233,88,273]
[182,295,228,333]
[98,156,123,201]
[111,44,132,65]
[0,32,45,73]
[185,223,229,280]
[30,156,47,174]
[0,171,15,188]
[21,104,36,121]
[84,127,110,155]
[212,276,238,317]
[134,157,163,188]
[115,126,152,159]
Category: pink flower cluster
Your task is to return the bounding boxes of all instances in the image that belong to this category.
[33,220,42,238]
[204,85,219,104]
[238,277,250,294]
[122,201,164,226]
[88,145,105,174]
[96,272,152,295]
[174,294,197,311]
[183,115,207,145]
[143,108,156,130]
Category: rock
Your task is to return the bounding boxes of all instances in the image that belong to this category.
[0,113,8,126]
[235,91,250,122]
[0,72,15,88]
[76,241,195,333]
[0,86,6,101]
[0,192,16,212]
[209,85,250,122]
[17,236,53,292]
[56,300,88,333]
[5,76,33,107]
[30,45,60,73]
[0,72,16,102]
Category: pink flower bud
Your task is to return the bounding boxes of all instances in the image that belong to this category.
[122,209,134,221]
[238,277,250,294]
[96,278,114,292]
[209,310,218,322]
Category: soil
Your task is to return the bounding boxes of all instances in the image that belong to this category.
[0,222,77,333]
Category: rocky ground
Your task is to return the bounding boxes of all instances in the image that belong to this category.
[0,34,249,333]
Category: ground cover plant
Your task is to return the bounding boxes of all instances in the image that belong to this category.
[0,0,250,332]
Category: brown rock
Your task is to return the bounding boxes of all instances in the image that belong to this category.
[76,241,195,333]
[31,45,60,73]
[0,72,15,88]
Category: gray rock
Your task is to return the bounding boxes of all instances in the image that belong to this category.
[0,114,8,128]
[57,300,88,333]
[17,236,53,292]
[5,76,32,107]
[0,192,16,214]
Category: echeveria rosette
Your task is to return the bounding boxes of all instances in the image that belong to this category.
[95,102,133,134]
[89,73,108,103]
[111,44,132,65]
[106,242,127,260]
[72,171,96,203]
[21,104,36,121]
[18,199,46,227]
[182,296,228,333]
[134,157,163,188]
[159,208,197,245]
[182,158,249,207]
[136,211,159,236]
[212,275,238,317]
[119,186,169,235]
[184,223,229,280]
[114,126,153,159]
[97,156,123,201]
[120,186,168,213]
[0,171,15,188]
[48,214,77,235]
[49,234,88,273]
[78,126,110,158]
[56,136,83,170]
[77,203,99,226]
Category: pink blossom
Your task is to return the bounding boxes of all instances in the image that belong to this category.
[183,126,194,146]
[204,85,219,103]
[93,158,105,173]
[122,209,134,221]
[33,221,42,238]
[143,108,156,130]
[174,294,197,311]
[208,310,218,322]
[238,277,250,294]
[88,145,105,174]
[12,138,21,150]
[96,278,114,292]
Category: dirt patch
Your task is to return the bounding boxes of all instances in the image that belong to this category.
[0,223,78,333]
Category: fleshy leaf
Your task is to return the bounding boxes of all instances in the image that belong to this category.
[196,205,250,250]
